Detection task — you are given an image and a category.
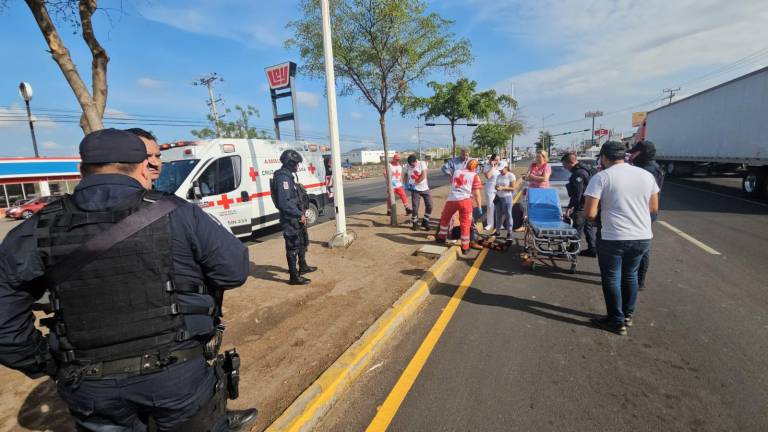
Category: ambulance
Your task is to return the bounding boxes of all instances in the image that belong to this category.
[155,138,331,238]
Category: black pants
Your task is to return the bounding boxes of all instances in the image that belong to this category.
[56,356,227,431]
[571,210,596,251]
[282,218,309,273]
[410,189,433,223]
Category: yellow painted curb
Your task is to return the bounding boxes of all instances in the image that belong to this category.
[266,245,461,432]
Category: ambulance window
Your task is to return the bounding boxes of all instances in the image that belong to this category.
[198,156,241,196]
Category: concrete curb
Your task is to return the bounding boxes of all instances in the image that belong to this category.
[265,245,461,432]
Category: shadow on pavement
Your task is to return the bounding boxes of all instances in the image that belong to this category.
[462,287,600,327]
[248,261,286,283]
[401,268,425,277]
[18,378,76,432]
[663,179,768,215]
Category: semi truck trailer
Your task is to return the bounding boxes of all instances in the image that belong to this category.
[642,66,768,199]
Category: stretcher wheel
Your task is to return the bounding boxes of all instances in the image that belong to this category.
[569,263,577,274]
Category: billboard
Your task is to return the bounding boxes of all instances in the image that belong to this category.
[265,62,296,90]
[632,111,647,127]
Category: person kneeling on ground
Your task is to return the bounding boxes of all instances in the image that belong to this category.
[436,159,483,252]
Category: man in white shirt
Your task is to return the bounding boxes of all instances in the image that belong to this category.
[406,154,432,230]
[584,141,660,336]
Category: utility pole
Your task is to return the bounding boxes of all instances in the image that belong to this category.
[663,87,680,105]
[584,110,603,149]
[194,73,224,137]
[321,0,355,248]
[415,126,423,160]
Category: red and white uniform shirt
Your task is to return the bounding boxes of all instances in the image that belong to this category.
[406,161,429,192]
[388,163,404,189]
[447,169,482,201]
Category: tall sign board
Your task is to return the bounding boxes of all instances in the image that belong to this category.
[265,62,300,140]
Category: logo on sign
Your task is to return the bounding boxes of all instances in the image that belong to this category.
[265,62,293,90]
[595,128,609,136]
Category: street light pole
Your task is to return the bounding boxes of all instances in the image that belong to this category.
[415,126,423,160]
[18,82,39,158]
[321,0,355,248]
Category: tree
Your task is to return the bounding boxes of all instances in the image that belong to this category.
[535,131,554,152]
[402,78,516,157]
[16,0,110,133]
[191,105,270,139]
[287,0,472,223]
[471,123,509,156]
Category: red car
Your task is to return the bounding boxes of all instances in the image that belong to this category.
[4,196,59,220]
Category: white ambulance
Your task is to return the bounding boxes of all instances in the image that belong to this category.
[155,138,331,238]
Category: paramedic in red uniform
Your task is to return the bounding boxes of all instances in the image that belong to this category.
[384,153,412,216]
[436,159,483,252]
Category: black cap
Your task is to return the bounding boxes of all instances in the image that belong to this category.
[79,128,147,163]
[599,141,626,161]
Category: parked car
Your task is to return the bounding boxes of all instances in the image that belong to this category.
[4,196,59,220]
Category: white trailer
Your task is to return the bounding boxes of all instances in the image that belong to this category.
[644,66,768,198]
[155,138,330,238]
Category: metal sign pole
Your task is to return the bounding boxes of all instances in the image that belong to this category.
[290,74,300,142]
[321,0,355,248]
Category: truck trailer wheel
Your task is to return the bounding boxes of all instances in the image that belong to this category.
[742,170,765,198]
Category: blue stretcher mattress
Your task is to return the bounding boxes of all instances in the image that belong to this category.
[527,188,579,238]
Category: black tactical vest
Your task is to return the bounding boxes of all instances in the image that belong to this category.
[35,190,209,364]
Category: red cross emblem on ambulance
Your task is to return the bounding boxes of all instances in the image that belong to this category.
[308,163,316,175]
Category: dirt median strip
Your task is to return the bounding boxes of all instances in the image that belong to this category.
[265,245,461,432]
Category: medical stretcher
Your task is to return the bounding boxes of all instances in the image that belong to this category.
[522,188,580,274]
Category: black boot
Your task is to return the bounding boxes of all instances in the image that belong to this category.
[421,217,431,230]
[228,408,258,431]
[298,248,317,274]
[287,251,310,285]
[411,219,419,230]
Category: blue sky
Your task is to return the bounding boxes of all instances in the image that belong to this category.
[1,0,767,157]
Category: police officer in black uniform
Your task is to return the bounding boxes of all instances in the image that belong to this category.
[0,129,256,431]
[272,150,317,285]
[561,152,597,257]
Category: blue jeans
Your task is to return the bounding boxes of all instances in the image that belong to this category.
[596,239,651,324]
[494,195,513,232]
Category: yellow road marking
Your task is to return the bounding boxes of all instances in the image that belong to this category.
[366,248,490,431]
[271,248,458,432]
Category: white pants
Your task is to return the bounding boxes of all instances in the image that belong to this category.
[485,190,496,228]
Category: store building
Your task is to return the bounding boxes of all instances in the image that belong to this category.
[0,157,81,209]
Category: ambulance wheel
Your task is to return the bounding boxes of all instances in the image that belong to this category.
[21,210,34,219]
[305,203,319,226]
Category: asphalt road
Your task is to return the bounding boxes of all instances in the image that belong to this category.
[318,175,768,432]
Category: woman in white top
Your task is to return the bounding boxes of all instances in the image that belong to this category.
[494,162,517,239]
[483,154,501,232]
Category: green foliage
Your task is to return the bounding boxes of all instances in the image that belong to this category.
[191,105,270,139]
[286,0,472,115]
[401,78,517,155]
[471,123,510,156]
[535,131,554,152]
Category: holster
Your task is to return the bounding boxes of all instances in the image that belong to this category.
[221,348,241,400]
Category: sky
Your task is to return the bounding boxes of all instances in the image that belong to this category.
[1,0,767,157]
